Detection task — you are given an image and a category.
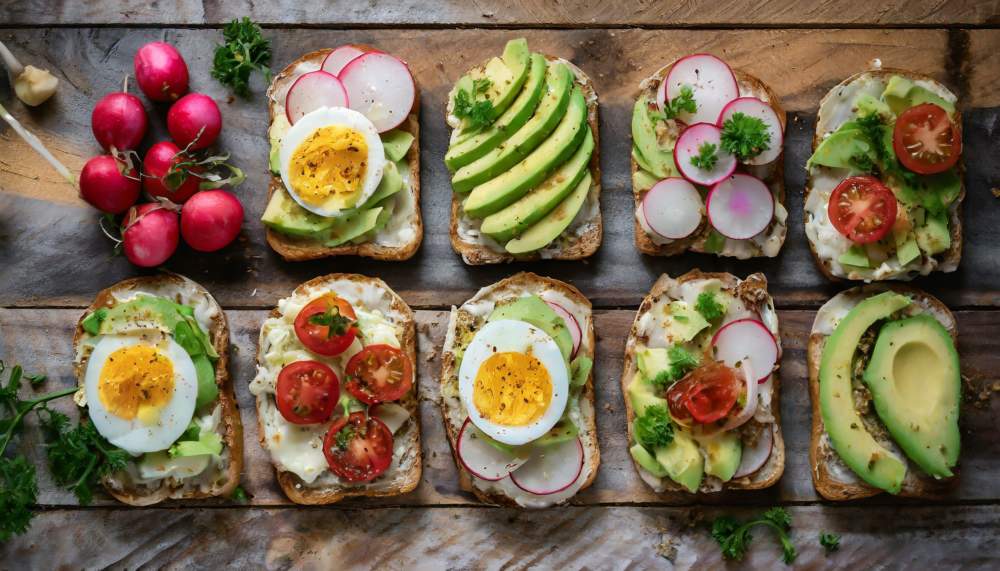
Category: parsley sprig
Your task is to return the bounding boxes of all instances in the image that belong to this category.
[307,306,354,339]
[695,292,725,322]
[711,507,797,564]
[651,84,697,123]
[212,18,272,97]
[690,142,719,170]
[38,408,129,506]
[453,77,494,131]
[819,531,841,554]
[634,404,674,449]
[720,112,771,162]
[650,346,700,390]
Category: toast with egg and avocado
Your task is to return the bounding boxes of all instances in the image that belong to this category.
[263,46,422,262]
[444,39,602,265]
[808,284,961,501]
[439,272,599,507]
[72,273,242,506]
[251,273,420,504]
[622,270,784,495]
[631,54,787,259]
[804,67,964,282]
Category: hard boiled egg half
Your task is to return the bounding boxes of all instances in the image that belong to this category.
[458,319,569,446]
[279,106,386,217]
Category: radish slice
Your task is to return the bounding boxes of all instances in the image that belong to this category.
[658,53,739,125]
[711,318,779,384]
[733,425,773,478]
[284,70,349,124]
[322,46,367,76]
[339,52,415,132]
[718,361,757,433]
[706,174,774,240]
[457,418,529,481]
[674,123,737,186]
[546,301,581,358]
[641,178,703,239]
[509,437,584,495]
[717,97,783,165]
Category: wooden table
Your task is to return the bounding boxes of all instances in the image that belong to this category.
[1,2,999,568]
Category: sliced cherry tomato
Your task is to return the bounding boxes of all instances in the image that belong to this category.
[666,362,741,425]
[275,360,340,424]
[323,411,394,482]
[345,344,413,405]
[892,103,961,175]
[294,294,359,356]
[827,175,898,244]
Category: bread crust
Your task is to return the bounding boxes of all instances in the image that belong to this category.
[72,273,243,506]
[264,46,423,262]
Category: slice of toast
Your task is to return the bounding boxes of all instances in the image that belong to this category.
[622,270,785,494]
[439,272,600,506]
[631,62,787,259]
[808,283,959,501]
[254,273,421,505]
[72,273,243,506]
[264,47,422,262]
[804,68,964,282]
[448,56,602,265]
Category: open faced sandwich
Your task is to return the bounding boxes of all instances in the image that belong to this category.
[809,285,961,500]
[251,274,420,504]
[805,66,963,281]
[623,271,784,494]
[73,274,242,505]
[440,272,598,507]
[263,45,422,261]
[445,38,601,264]
[632,53,787,259]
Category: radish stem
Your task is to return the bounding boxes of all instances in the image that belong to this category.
[0,40,25,77]
[0,103,76,186]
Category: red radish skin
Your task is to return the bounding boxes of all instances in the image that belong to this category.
[717,97,784,165]
[79,155,141,214]
[706,174,775,240]
[122,203,179,267]
[674,123,736,186]
[545,301,581,358]
[456,418,528,481]
[711,318,779,384]
[509,437,584,495]
[167,93,222,150]
[284,71,350,124]
[322,46,369,76]
[91,92,147,151]
[659,53,739,125]
[180,190,244,252]
[339,52,415,132]
[143,141,201,203]
[134,42,189,102]
[641,178,703,239]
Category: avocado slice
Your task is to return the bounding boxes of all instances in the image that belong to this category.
[504,171,590,255]
[863,314,960,478]
[819,291,911,493]
[633,168,660,194]
[358,161,404,210]
[915,210,951,255]
[262,189,336,237]
[838,245,870,268]
[895,232,922,266]
[663,301,711,343]
[268,113,291,175]
[193,354,219,410]
[653,428,704,493]
[693,431,742,483]
[882,75,956,116]
[891,169,961,215]
[381,129,414,162]
[631,96,677,178]
[630,442,669,477]
[807,127,870,170]
[536,415,580,447]
[627,373,668,416]
[487,294,574,361]
[324,207,384,247]
[477,38,532,122]
[636,347,671,381]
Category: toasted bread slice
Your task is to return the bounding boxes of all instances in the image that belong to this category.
[808,283,959,501]
[804,68,964,281]
[264,47,422,262]
[439,272,600,506]
[631,62,787,259]
[622,270,785,494]
[72,273,243,506]
[253,273,421,504]
[448,56,602,265]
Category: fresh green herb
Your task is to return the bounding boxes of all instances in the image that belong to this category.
[212,18,272,97]
[720,112,771,162]
[651,84,698,123]
[854,112,918,187]
[24,374,45,387]
[690,142,719,170]
[472,78,493,94]
[704,229,726,253]
[650,346,701,390]
[453,88,494,131]
[711,507,797,564]
[695,292,725,322]
[634,405,674,449]
[39,409,128,506]
[307,306,353,339]
[334,425,356,450]
[230,485,250,504]
[819,531,841,554]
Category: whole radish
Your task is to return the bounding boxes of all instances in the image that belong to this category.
[91,89,147,151]
[143,140,201,202]
[134,42,189,102]
[167,93,222,150]
[180,190,243,252]
[122,203,179,267]
[79,155,140,214]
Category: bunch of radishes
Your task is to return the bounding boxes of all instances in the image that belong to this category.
[79,41,244,267]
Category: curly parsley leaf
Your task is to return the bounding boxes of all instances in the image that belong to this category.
[651,84,698,124]
[472,78,492,94]
[212,18,272,97]
[695,292,725,322]
[819,531,841,554]
[711,507,797,564]
[690,142,719,170]
[453,88,494,131]
[307,306,353,339]
[39,409,129,506]
[634,404,674,450]
[650,346,701,390]
[720,112,771,162]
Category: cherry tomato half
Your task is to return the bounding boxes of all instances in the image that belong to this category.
[667,362,741,425]
[892,103,961,175]
[323,411,394,482]
[275,360,340,424]
[345,344,414,405]
[294,294,359,356]
[827,175,898,244]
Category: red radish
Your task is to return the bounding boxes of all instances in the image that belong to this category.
[659,53,739,125]
[143,141,201,203]
[733,425,773,478]
[711,318,779,384]
[456,418,529,481]
[91,91,147,151]
[134,42,189,102]
[167,93,222,150]
[509,437,584,495]
[322,46,368,76]
[717,97,783,165]
[78,155,141,214]
[706,174,774,240]
[339,52,415,132]
[546,301,581,358]
[718,361,758,433]
[284,70,349,124]
[641,178,703,240]
[122,203,179,267]
[180,190,243,252]
[674,123,736,186]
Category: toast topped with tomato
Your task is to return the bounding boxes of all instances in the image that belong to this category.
[622,270,784,494]
[251,274,420,504]
[804,67,963,281]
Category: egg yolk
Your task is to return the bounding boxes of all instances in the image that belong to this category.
[289,125,368,209]
[473,352,552,426]
[98,345,174,425]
